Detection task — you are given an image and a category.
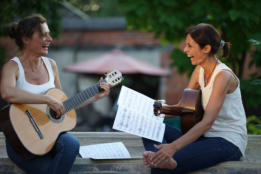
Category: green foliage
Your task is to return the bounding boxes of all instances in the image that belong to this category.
[247,116,261,135]
[249,38,261,69]
[0,0,63,38]
[241,78,261,108]
[170,49,194,76]
[119,0,261,109]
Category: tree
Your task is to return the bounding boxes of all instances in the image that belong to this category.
[0,0,63,65]
[119,0,261,110]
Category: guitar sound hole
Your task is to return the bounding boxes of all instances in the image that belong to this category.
[50,109,59,119]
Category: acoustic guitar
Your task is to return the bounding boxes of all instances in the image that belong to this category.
[154,88,204,134]
[0,70,122,159]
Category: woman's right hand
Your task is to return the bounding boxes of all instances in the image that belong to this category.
[153,100,163,116]
[46,96,65,118]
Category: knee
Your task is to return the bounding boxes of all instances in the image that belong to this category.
[56,133,80,156]
[70,137,80,155]
[67,136,80,156]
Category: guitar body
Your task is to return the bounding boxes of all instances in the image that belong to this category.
[1,88,76,158]
[156,89,204,134]
[178,89,204,134]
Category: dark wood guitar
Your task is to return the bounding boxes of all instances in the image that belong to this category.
[154,88,204,134]
[0,70,122,159]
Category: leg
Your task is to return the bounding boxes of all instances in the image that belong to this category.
[6,141,53,174]
[165,137,241,174]
[48,133,80,174]
[6,133,80,174]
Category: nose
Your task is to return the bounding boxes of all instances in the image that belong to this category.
[48,34,53,42]
[183,46,187,53]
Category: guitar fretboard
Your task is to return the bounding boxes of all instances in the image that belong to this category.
[63,82,100,113]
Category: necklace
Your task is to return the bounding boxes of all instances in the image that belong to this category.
[204,60,218,86]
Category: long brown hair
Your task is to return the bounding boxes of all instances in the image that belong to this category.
[186,23,230,58]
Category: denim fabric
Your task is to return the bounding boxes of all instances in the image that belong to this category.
[6,133,80,174]
[142,125,242,174]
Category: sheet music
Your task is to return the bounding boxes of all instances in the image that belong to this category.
[113,86,165,142]
[117,86,164,122]
[79,142,131,159]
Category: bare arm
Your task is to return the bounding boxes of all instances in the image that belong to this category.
[0,61,51,104]
[187,65,200,89]
[151,70,234,166]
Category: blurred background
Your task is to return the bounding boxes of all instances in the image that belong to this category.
[0,0,261,134]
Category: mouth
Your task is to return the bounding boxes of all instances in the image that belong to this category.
[42,45,49,50]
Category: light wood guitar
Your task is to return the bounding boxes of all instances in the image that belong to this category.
[154,88,204,134]
[0,70,122,158]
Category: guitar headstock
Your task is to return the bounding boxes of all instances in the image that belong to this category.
[104,69,123,87]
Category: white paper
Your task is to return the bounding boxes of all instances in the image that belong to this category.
[117,86,164,122]
[79,142,131,159]
[113,86,166,142]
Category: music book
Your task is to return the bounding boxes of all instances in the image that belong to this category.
[79,142,131,159]
[113,86,165,142]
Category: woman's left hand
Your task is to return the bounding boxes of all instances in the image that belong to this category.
[151,143,176,168]
[95,78,111,99]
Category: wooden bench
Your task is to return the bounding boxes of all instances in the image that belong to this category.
[0,132,261,174]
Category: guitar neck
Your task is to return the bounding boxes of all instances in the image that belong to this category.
[161,105,194,116]
[63,82,101,113]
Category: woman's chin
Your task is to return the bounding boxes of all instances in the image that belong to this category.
[41,51,48,56]
[190,59,196,65]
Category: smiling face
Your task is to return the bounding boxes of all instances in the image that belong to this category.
[23,22,52,57]
[184,34,206,65]
[183,34,210,66]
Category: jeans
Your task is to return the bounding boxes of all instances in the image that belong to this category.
[142,125,242,174]
[6,133,80,174]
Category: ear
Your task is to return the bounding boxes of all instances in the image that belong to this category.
[202,45,211,54]
[22,37,30,46]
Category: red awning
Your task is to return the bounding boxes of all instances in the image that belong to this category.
[63,49,169,76]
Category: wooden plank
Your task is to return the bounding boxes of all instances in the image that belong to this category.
[1,132,261,174]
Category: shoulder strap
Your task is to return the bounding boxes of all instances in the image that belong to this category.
[198,66,204,89]
[10,57,25,82]
[41,57,54,82]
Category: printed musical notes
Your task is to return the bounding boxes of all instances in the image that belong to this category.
[113,86,165,142]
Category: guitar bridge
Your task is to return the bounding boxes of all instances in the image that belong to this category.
[25,110,43,139]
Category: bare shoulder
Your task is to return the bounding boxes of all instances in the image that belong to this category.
[214,70,237,93]
[194,65,201,75]
[1,60,19,83]
[215,70,235,83]
[46,57,57,67]
[191,65,201,79]
[2,60,19,73]
[187,65,201,89]
[46,57,59,72]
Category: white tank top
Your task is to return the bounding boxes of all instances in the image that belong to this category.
[11,57,55,94]
[199,63,247,156]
